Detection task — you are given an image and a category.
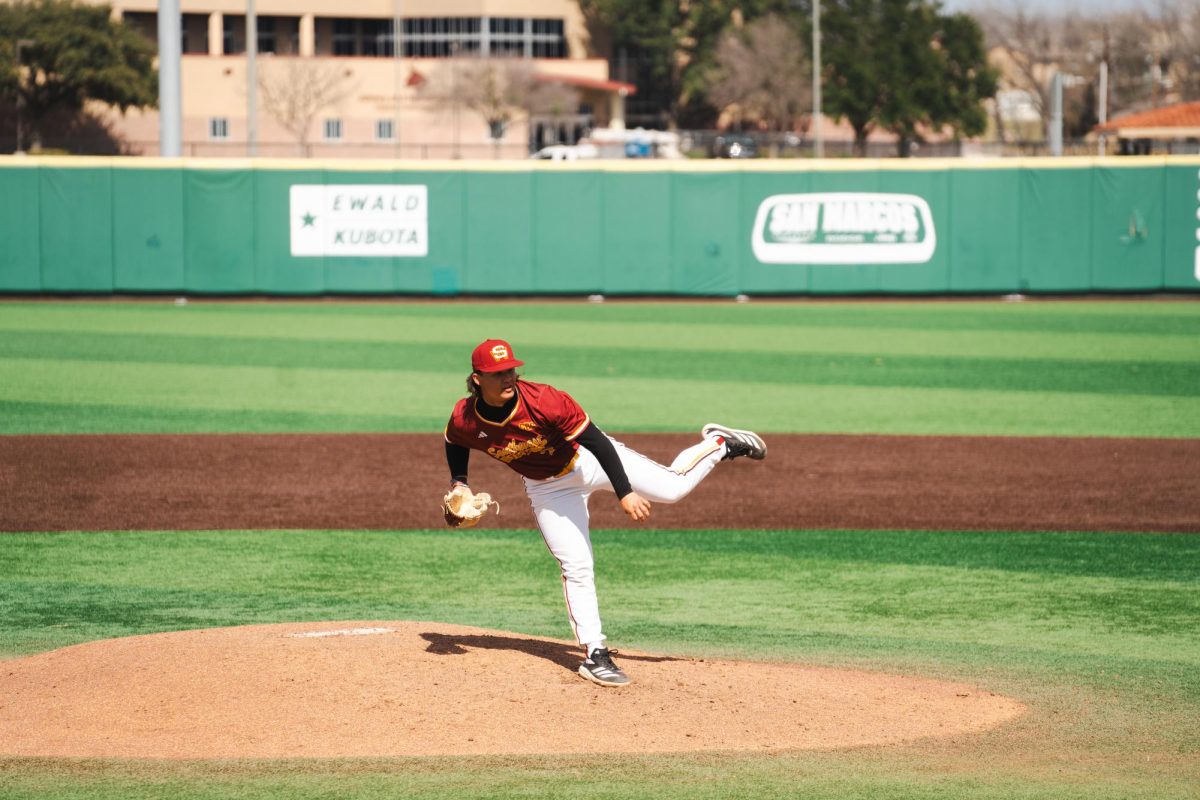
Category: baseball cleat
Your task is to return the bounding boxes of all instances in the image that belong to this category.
[702,423,767,461]
[579,648,630,687]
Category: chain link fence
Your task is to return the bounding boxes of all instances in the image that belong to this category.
[6,130,1199,159]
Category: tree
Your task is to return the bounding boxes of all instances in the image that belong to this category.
[419,57,578,153]
[977,0,1200,143]
[578,0,800,128]
[822,0,997,156]
[707,14,810,136]
[0,0,155,152]
[923,12,997,147]
[258,60,356,155]
[1105,9,1175,112]
[1162,0,1200,101]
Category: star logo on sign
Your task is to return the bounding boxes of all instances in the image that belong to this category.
[301,211,316,227]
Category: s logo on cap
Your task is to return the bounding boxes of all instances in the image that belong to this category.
[471,338,526,373]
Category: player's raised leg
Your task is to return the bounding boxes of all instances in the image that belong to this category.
[605,437,721,504]
[701,423,767,460]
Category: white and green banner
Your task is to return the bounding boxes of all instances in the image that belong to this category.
[289,184,428,257]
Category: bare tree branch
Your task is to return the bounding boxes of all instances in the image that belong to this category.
[419,57,579,141]
[706,14,810,135]
[258,60,356,153]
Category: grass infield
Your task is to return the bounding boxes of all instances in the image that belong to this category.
[0,528,1196,799]
[0,298,1196,798]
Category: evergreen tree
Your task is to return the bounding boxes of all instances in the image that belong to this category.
[822,0,996,156]
[0,0,156,152]
[578,0,799,129]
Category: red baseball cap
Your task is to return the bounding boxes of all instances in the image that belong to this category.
[471,339,525,373]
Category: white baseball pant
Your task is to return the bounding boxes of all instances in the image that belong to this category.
[521,435,726,649]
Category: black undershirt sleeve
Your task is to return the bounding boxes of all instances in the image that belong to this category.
[445,441,470,485]
[575,422,633,500]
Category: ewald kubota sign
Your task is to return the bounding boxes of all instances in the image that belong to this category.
[752,193,937,265]
[290,185,429,257]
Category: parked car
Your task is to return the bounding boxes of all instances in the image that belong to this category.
[530,144,599,160]
[712,134,759,159]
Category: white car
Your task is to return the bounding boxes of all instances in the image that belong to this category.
[530,144,599,161]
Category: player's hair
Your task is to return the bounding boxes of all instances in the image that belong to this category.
[466,370,521,397]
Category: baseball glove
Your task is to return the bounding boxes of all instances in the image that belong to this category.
[442,484,500,528]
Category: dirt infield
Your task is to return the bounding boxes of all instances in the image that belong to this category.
[4,431,1191,761]
[1,433,1196,532]
[0,621,1025,759]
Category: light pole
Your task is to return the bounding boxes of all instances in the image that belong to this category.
[157,0,182,157]
[247,0,257,157]
[393,0,403,158]
[812,0,823,158]
[14,39,34,154]
[450,40,460,159]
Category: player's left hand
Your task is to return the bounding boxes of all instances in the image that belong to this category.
[620,492,651,522]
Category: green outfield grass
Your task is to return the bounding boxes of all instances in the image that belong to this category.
[1,298,1197,799]
[0,528,1196,799]
[0,299,1197,436]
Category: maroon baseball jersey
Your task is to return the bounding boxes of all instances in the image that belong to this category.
[444,380,591,480]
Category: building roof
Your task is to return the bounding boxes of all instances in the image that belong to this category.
[1094,101,1200,138]
[536,73,637,96]
[405,67,636,96]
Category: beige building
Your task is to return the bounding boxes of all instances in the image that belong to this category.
[93,0,634,157]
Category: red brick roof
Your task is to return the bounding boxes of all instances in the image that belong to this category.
[535,73,637,96]
[1095,101,1200,131]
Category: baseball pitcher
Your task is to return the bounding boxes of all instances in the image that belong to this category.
[443,339,766,687]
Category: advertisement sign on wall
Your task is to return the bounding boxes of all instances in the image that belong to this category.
[289,184,428,257]
[752,192,937,265]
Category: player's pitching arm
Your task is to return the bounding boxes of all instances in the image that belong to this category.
[574,423,651,522]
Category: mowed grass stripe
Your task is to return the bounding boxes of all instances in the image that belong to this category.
[1,304,1197,362]
[4,357,1199,435]
[0,359,463,419]
[2,330,1197,397]
[10,299,1200,336]
[0,529,1195,691]
[0,400,443,434]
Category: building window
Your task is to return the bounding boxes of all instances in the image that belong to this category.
[489,16,526,57]
[258,16,300,55]
[183,13,208,54]
[209,117,230,141]
[256,16,276,54]
[223,15,244,55]
[332,19,356,55]
[317,15,564,59]
[531,18,566,58]
[331,18,395,56]
[323,118,343,142]
[375,119,395,141]
[487,17,565,58]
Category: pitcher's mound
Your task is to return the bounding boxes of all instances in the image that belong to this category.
[0,621,1024,759]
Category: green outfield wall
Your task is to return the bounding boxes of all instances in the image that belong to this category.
[1,156,1198,295]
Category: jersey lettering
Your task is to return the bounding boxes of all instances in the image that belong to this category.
[444,380,589,480]
[487,435,555,464]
